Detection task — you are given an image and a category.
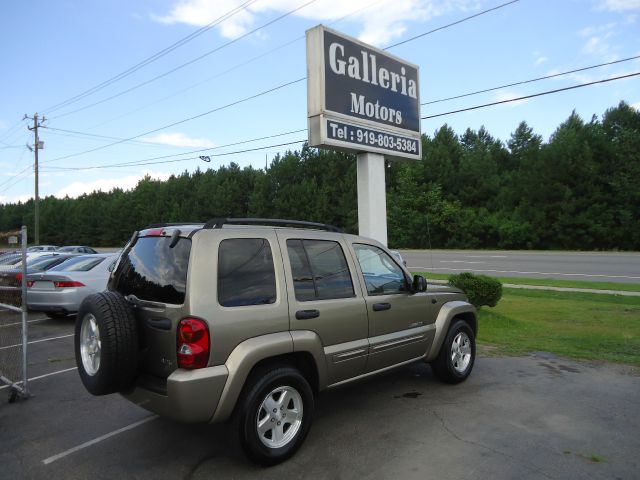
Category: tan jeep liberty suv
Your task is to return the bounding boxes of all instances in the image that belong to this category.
[74,218,477,465]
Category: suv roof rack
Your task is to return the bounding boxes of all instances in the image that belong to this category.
[203,217,343,233]
[143,222,203,229]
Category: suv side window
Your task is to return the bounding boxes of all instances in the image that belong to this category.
[353,244,408,296]
[218,238,277,307]
[287,239,354,301]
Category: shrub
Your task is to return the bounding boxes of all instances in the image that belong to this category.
[448,272,503,308]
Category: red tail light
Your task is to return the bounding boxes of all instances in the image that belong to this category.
[177,318,209,369]
[53,281,85,288]
[26,280,34,288]
[15,273,22,283]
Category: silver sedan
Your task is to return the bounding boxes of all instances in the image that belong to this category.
[27,254,118,319]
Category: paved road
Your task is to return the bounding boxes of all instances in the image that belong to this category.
[1,312,639,479]
[401,250,640,283]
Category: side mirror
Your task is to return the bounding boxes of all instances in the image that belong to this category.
[412,275,427,293]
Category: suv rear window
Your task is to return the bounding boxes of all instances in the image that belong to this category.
[218,238,277,307]
[111,236,191,304]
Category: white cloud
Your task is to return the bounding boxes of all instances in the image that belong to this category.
[53,170,172,198]
[0,194,31,204]
[154,0,476,46]
[533,52,548,67]
[632,102,640,111]
[578,22,616,37]
[583,35,611,56]
[141,132,215,148]
[598,0,640,11]
[493,90,529,107]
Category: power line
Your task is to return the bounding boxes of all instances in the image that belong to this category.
[50,0,318,120]
[44,0,520,164]
[384,0,520,49]
[42,129,307,171]
[422,54,640,105]
[46,71,640,172]
[83,0,391,131]
[51,52,639,164]
[41,126,210,148]
[48,52,640,147]
[43,77,305,165]
[43,0,260,115]
[41,139,306,172]
[0,119,28,143]
[0,165,33,193]
[422,72,640,119]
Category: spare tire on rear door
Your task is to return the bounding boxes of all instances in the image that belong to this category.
[74,291,138,395]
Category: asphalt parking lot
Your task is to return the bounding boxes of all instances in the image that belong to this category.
[1,312,639,480]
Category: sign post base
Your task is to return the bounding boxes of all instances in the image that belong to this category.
[357,152,387,246]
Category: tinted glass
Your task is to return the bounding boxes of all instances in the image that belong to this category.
[0,255,21,265]
[354,244,407,295]
[27,255,59,269]
[28,255,73,271]
[218,238,276,307]
[49,256,105,272]
[111,237,191,304]
[287,240,316,301]
[287,239,354,301]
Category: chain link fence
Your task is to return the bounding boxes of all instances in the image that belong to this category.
[0,227,29,401]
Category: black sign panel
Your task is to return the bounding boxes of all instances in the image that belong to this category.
[323,30,420,133]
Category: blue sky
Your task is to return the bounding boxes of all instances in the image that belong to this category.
[1,0,639,203]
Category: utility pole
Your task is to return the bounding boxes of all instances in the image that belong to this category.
[25,113,45,245]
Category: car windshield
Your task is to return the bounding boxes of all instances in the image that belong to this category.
[50,256,105,272]
[57,247,76,252]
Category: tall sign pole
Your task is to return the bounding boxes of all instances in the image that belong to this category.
[26,113,45,245]
[306,26,421,246]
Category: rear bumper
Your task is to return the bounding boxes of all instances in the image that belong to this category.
[27,289,84,314]
[121,365,229,423]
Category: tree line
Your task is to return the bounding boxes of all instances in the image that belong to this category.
[0,101,638,250]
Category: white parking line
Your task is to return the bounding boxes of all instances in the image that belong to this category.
[439,260,486,264]
[42,416,158,465]
[408,266,640,280]
[0,317,50,328]
[0,366,78,390]
[0,334,74,351]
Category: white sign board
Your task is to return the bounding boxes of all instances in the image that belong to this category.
[307,25,421,160]
[8,236,18,244]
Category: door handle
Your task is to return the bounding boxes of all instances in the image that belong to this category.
[295,309,320,320]
[372,302,391,312]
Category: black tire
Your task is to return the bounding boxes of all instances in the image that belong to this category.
[235,366,314,466]
[46,311,68,320]
[430,319,476,384]
[74,291,138,395]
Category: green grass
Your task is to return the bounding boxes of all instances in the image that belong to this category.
[476,288,640,366]
[413,271,640,293]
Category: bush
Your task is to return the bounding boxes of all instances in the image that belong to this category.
[448,272,503,308]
